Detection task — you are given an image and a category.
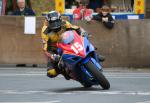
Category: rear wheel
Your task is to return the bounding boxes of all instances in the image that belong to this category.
[85,61,110,89]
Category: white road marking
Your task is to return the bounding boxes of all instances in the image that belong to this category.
[0,72,150,79]
[0,73,44,76]
[0,90,47,95]
[0,74,150,79]
[107,77,150,79]
[137,101,150,103]
[0,101,60,103]
[0,90,150,96]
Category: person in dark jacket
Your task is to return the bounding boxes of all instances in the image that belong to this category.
[92,5,114,29]
[13,0,35,16]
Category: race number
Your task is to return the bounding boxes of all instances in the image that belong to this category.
[71,42,83,54]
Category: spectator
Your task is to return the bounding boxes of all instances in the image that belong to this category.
[92,5,114,29]
[73,2,93,21]
[13,0,35,16]
[88,0,104,12]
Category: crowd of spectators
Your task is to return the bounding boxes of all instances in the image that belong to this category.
[72,0,114,29]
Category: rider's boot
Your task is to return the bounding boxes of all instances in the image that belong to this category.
[47,68,58,78]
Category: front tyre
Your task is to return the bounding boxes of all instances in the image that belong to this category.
[85,61,110,89]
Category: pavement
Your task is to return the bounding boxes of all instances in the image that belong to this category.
[0,67,150,103]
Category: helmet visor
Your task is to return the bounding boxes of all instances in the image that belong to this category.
[48,19,61,29]
[47,12,60,21]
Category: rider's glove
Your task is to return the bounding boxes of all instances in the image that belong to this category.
[51,54,60,62]
[44,51,59,61]
[44,51,51,58]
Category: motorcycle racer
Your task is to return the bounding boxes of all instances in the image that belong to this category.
[41,11,105,79]
[41,11,82,78]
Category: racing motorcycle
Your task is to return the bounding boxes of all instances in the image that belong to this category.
[56,30,110,89]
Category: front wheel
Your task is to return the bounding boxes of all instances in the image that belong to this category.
[85,61,110,89]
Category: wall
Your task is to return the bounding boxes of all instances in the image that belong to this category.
[0,16,150,67]
[0,16,46,64]
[74,20,150,67]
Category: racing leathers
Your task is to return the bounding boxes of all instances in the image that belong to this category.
[41,20,80,78]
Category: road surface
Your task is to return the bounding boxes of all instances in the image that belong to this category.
[0,67,150,103]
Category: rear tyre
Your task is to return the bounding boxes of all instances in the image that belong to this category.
[85,61,110,89]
